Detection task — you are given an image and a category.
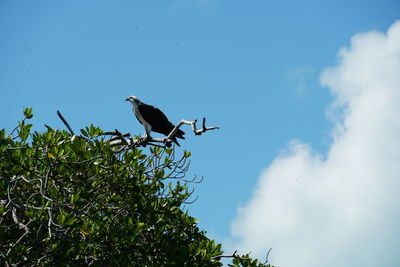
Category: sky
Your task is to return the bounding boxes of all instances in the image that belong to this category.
[1,1,399,266]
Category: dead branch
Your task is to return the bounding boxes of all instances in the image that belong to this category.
[56,110,75,135]
[101,132,130,142]
[112,129,129,146]
[52,110,218,153]
[194,118,220,135]
[263,248,272,265]
[109,118,219,148]
[53,110,218,149]
[166,118,219,139]
[101,131,130,136]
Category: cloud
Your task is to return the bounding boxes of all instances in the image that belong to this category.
[230,21,400,267]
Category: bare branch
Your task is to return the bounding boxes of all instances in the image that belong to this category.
[107,133,131,142]
[112,129,129,146]
[192,118,220,136]
[263,248,272,264]
[166,120,193,141]
[108,118,219,148]
[101,131,130,137]
[47,208,53,238]
[56,110,75,135]
[11,207,29,233]
[167,118,219,139]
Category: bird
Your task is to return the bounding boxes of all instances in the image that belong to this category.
[125,96,185,146]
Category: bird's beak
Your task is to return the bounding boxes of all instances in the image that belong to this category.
[125,98,130,101]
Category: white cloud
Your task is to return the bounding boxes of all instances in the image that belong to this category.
[230,21,400,267]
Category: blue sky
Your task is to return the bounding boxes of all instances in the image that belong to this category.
[1,1,400,266]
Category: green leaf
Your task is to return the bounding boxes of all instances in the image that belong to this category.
[23,107,33,119]
[155,169,164,179]
[80,129,89,137]
[64,217,76,226]
[18,122,32,141]
[0,129,5,140]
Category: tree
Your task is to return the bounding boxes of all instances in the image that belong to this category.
[0,108,273,266]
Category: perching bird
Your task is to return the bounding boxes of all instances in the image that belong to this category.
[125,96,185,146]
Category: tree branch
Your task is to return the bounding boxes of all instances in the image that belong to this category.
[101,131,131,142]
[54,110,218,149]
[212,250,251,262]
[263,248,272,265]
[7,207,31,256]
[109,118,219,148]
[56,110,75,135]
[194,118,220,135]
[112,129,129,146]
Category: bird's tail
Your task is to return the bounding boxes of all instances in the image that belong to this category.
[166,127,185,147]
[171,136,181,147]
[175,129,185,140]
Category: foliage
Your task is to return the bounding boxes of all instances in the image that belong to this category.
[0,108,273,266]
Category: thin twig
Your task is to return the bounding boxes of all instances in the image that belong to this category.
[263,248,272,264]
[101,131,129,136]
[212,250,251,261]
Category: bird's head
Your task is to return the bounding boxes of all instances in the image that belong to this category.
[125,96,141,104]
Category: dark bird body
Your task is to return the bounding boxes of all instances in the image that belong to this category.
[126,96,185,146]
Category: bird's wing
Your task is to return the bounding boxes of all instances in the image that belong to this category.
[138,103,174,135]
[133,110,143,125]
